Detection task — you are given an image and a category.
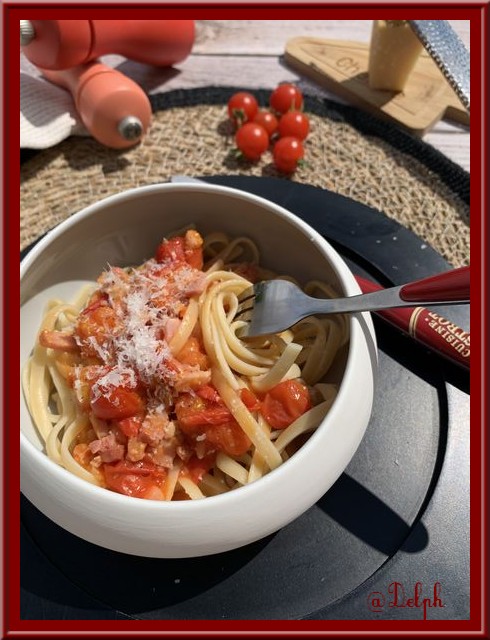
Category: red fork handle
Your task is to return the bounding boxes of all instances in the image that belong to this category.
[355,273,470,370]
[400,265,470,303]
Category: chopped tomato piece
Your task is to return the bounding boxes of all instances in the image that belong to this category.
[175,393,205,424]
[184,452,217,483]
[175,392,233,430]
[75,305,118,357]
[179,406,233,429]
[103,460,166,499]
[156,236,186,264]
[175,392,251,456]
[156,234,204,270]
[184,247,203,270]
[196,384,221,403]
[205,422,251,457]
[91,385,145,421]
[176,337,209,370]
[116,416,142,438]
[240,388,260,411]
[260,379,311,429]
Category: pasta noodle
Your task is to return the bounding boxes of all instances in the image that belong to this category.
[22,229,348,501]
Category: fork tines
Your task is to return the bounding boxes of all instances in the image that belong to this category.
[235,286,256,321]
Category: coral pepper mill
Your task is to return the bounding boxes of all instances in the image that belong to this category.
[21,20,196,148]
[40,62,152,149]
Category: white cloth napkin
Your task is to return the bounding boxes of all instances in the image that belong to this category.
[20,53,88,149]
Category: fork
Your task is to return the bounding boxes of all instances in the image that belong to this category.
[235,266,470,337]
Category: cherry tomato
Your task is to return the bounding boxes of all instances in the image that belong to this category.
[235,122,269,161]
[253,110,279,137]
[103,460,166,499]
[91,383,145,420]
[278,111,310,140]
[196,384,221,403]
[117,416,142,438]
[184,453,217,483]
[183,246,203,270]
[175,393,232,430]
[175,392,251,456]
[156,236,185,264]
[227,91,259,125]
[176,336,209,370]
[156,234,203,270]
[260,379,311,429]
[75,304,118,357]
[205,422,251,457]
[240,388,261,411]
[273,137,305,174]
[178,405,233,429]
[270,84,303,114]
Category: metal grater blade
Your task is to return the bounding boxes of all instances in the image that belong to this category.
[408,20,470,112]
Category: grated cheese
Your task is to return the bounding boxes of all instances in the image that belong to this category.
[76,256,207,407]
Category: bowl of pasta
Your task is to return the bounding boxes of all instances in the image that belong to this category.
[20,181,377,558]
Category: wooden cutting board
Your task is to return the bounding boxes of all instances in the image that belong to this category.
[285,37,469,136]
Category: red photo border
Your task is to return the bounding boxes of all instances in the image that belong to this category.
[3,3,487,638]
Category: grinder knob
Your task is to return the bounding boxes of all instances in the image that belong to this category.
[41,61,152,149]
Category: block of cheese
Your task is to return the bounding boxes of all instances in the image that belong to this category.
[284,36,469,136]
[368,20,424,92]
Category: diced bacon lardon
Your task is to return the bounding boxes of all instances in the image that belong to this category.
[89,433,125,463]
[39,330,79,352]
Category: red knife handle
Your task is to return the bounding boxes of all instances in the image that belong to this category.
[356,275,470,370]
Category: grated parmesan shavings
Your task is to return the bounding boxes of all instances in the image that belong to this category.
[76,258,207,407]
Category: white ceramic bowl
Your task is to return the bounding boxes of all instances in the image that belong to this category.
[20,182,377,558]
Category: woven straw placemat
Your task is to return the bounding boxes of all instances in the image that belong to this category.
[20,87,470,267]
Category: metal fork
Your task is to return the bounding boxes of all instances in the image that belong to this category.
[235,266,470,338]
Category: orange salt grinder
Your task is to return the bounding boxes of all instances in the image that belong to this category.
[41,62,152,149]
[20,19,195,69]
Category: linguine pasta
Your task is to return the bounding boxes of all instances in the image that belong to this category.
[22,229,348,501]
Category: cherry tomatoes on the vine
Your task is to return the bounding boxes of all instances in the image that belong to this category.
[236,123,269,161]
[227,92,259,125]
[253,110,279,137]
[273,137,305,174]
[270,84,303,114]
[278,111,310,140]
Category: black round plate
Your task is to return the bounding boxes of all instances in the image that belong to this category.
[21,176,470,620]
